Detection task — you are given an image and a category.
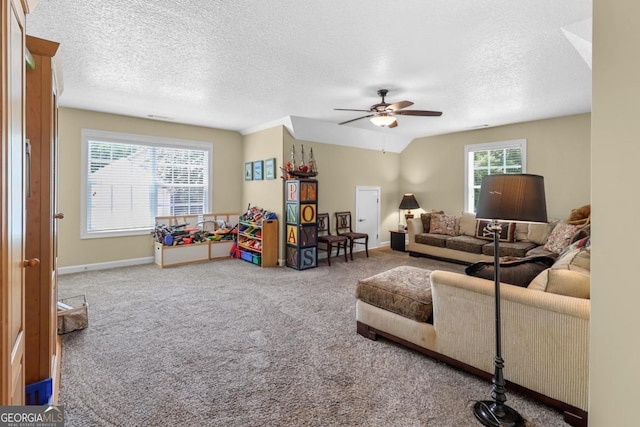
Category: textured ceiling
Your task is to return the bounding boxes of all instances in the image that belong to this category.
[26,0,592,152]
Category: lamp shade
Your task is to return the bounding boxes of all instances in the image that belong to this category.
[475,174,547,223]
[399,194,420,210]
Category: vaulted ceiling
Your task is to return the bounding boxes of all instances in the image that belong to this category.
[26,0,592,152]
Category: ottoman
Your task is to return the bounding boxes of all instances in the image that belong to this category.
[356,266,438,351]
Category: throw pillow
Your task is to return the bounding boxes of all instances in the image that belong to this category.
[552,245,591,274]
[420,210,444,233]
[515,222,529,241]
[465,256,555,287]
[420,213,432,233]
[527,221,555,245]
[429,213,458,236]
[458,212,477,236]
[475,220,516,243]
[543,222,582,254]
[528,269,590,299]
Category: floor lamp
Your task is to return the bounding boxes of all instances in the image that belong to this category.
[473,174,547,427]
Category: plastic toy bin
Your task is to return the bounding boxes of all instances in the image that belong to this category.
[25,377,52,405]
[241,250,253,262]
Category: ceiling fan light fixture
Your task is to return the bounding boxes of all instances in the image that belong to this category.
[370,115,396,127]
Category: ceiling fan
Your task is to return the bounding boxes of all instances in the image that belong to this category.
[335,89,442,128]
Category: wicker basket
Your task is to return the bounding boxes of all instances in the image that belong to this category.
[57,295,89,334]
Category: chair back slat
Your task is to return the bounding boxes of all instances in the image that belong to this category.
[317,213,329,236]
[335,211,353,233]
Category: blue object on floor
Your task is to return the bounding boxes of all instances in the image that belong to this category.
[25,377,53,405]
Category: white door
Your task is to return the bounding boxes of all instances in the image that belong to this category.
[355,186,380,250]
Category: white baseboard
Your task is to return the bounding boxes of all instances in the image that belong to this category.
[60,242,392,275]
[58,257,154,275]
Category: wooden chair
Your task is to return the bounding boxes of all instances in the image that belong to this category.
[335,211,369,260]
[317,213,348,266]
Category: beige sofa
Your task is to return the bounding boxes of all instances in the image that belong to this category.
[406,213,559,264]
[356,244,591,426]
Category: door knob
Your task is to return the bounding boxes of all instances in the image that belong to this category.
[54,213,64,219]
[358,219,365,222]
[23,258,40,268]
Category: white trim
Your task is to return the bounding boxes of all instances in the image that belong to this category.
[80,129,214,239]
[58,256,154,275]
[464,139,527,213]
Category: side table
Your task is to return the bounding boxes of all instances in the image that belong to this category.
[389,230,407,252]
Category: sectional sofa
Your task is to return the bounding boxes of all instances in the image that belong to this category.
[406,212,586,264]
[356,212,592,426]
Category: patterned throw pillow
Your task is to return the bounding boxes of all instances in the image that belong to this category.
[429,213,458,236]
[420,213,432,233]
[543,222,582,254]
[475,220,516,243]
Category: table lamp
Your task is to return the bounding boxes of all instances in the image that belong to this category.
[399,194,420,225]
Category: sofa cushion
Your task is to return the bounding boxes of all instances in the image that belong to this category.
[415,233,449,248]
[528,269,591,299]
[446,235,487,254]
[544,222,583,254]
[475,220,516,243]
[356,266,434,322]
[430,213,458,236]
[482,240,538,258]
[465,255,556,287]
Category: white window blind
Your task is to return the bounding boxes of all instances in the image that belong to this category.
[464,139,526,213]
[81,129,211,238]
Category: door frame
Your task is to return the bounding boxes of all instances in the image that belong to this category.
[355,186,380,249]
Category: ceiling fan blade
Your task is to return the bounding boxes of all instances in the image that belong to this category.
[386,100,413,111]
[388,120,398,128]
[338,114,374,125]
[393,110,443,117]
[334,108,372,112]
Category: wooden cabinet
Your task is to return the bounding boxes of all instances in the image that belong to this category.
[237,219,278,267]
[24,35,61,396]
[1,0,28,405]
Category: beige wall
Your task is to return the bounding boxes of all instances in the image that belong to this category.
[401,113,591,220]
[60,110,590,269]
[591,0,640,424]
[286,134,402,247]
[242,126,285,260]
[57,108,243,268]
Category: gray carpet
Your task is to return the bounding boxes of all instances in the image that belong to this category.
[57,248,567,426]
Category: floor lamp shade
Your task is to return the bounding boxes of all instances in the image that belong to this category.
[475,174,547,223]
[472,174,547,427]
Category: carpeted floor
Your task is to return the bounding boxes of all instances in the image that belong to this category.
[57,248,567,426]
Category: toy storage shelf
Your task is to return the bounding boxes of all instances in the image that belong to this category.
[237,219,278,267]
[154,212,238,268]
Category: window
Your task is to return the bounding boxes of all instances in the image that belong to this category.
[464,139,526,213]
[81,129,212,238]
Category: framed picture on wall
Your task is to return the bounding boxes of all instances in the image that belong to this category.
[253,160,264,180]
[245,162,253,181]
[265,158,276,180]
